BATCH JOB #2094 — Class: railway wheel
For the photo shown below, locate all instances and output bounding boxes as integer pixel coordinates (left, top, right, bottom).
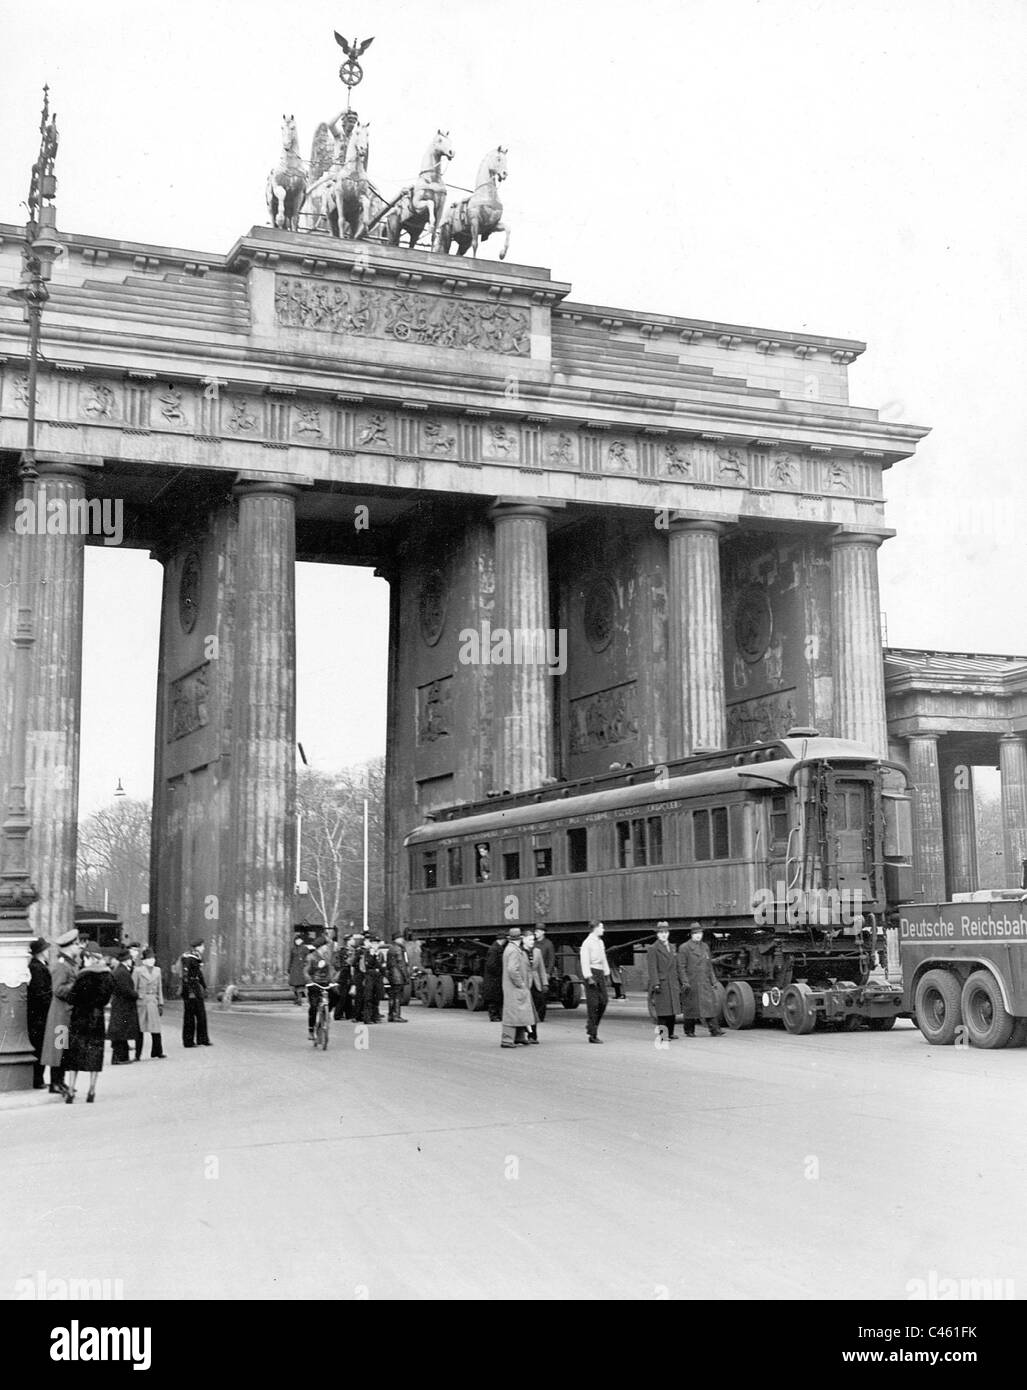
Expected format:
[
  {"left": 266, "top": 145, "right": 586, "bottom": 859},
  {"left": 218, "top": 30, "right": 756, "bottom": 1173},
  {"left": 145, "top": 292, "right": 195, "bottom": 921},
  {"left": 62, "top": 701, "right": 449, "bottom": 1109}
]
[
  {"left": 434, "top": 973, "right": 456, "bottom": 1009},
  {"left": 913, "top": 968, "right": 962, "bottom": 1045},
  {"left": 1005, "top": 1017, "right": 1027, "bottom": 1048},
  {"left": 781, "top": 982, "right": 817, "bottom": 1035},
  {"left": 464, "top": 975, "right": 485, "bottom": 1012},
  {"left": 867, "top": 1015, "right": 897, "bottom": 1032},
  {"left": 422, "top": 972, "right": 438, "bottom": 1008},
  {"left": 961, "top": 970, "right": 1014, "bottom": 1050},
  {"left": 561, "top": 979, "right": 582, "bottom": 1010},
  {"left": 722, "top": 981, "right": 756, "bottom": 1030},
  {"left": 713, "top": 981, "right": 726, "bottom": 1022}
]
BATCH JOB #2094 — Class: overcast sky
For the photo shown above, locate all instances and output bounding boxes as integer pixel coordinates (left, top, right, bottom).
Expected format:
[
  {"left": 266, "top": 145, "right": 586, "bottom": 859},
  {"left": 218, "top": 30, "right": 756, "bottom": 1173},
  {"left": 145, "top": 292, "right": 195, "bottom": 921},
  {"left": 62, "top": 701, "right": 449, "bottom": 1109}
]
[{"left": 2, "top": 0, "right": 1024, "bottom": 814}]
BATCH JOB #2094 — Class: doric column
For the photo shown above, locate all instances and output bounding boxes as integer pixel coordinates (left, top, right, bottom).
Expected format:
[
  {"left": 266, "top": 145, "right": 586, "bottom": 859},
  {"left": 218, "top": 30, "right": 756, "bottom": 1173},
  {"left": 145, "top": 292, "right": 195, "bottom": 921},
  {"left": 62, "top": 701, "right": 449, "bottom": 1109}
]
[
  {"left": 228, "top": 480, "right": 298, "bottom": 990},
  {"left": 940, "top": 750, "right": 979, "bottom": 897},
  {"left": 999, "top": 734, "right": 1027, "bottom": 890},
  {"left": 26, "top": 457, "right": 93, "bottom": 940},
  {"left": 488, "top": 500, "right": 553, "bottom": 792},
  {"left": 668, "top": 519, "right": 726, "bottom": 756},
  {"left": 378, "top": 561, "right": 401, "bottom": 936},
  {"left": 907, "top": 733, "right": 946, "bottom": 902},
  {"left": 830, "top": 531, "right": 888, "bottom": 756}
]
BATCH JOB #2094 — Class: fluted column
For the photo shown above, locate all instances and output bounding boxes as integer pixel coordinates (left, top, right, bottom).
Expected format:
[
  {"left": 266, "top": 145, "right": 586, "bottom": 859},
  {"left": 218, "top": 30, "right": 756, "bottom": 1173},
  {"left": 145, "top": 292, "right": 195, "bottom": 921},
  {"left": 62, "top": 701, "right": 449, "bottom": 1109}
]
[
  {"left": 668, "top": 519, "right": 726, "bottom": 756},
  {"left": 908, "top": 733, "right": 946, "bottom": 902},
  {"left": 228, "top": 481, "right": 298, "bottom": 989},
  {"left": 378, "top": 561, "right": 401, "bottom": 936},
  {"left": 940, "top": 750, "right": 979, "bottom": 897},
  {"left": 26, "top": 459, "right": 92, "bottom": 939},
  {"left": 830, "top": 531, "right": 888, "bottom": 756},
  {"left": 489, "top": 501, "right": 553, "bottom": 792},
  {"left": 999, "top": 734, "right": 1027, "bottom": 890}
]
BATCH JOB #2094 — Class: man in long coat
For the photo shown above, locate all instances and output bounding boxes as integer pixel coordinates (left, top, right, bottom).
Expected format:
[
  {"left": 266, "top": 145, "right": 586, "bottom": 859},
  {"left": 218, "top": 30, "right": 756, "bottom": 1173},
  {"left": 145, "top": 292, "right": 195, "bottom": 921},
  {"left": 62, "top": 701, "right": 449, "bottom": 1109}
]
[
  {"left": 482, "top": 935, "right": 506, "bottom": 1023},
  {"left": 109, "top": 949, "right": 142, "bottom": 1064},
  {"left": 386, "top": 934, "right": 411, "bottom": 1022},
  {"left": 523, "top": 929, "right": 548, "bottom": 1043},
  {"left": 40, "top": 930, "right": 81, "bottom": 1093},
  {"left": 677, "top": 923, "right": 723, "bottom": 1037},
  {"left": 133, "top": 947, "right": 166, "bottom": 1058},
  {"left": 646, "top": 921, "right": 681, "bottom": 1039},
  {"left": 500, "top": 927, "right": 536, "bottom": 1048},
  {"left": 27, "top": 938, "right": 52, "bottom": 1089}
]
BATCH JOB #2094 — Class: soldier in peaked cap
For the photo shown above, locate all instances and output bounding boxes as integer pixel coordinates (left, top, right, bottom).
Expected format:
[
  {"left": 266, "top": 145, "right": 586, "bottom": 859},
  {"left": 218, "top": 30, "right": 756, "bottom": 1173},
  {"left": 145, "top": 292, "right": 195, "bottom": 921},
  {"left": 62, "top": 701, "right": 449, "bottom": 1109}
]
[{"left": 181, "top": 939, "right": 211, "bottom": 1048}]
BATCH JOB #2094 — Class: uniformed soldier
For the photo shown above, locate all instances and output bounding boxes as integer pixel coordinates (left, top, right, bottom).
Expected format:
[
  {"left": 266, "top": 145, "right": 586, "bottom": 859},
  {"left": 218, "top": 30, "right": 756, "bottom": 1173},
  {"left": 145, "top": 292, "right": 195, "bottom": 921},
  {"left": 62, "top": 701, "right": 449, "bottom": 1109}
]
[
  {"left": 181, "top": 938, "right": 212, "bottom": 1048},
  {"left": 386, "top": 933, "right": 411, "bottom": 1022}
]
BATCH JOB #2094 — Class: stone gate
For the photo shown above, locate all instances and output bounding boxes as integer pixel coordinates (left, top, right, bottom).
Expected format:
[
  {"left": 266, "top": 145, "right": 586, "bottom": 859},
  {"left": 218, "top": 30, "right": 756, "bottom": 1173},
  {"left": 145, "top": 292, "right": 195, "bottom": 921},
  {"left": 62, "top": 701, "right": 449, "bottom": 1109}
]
[{"left": 0, "top": 221, "right": 928, "bottom": 990}]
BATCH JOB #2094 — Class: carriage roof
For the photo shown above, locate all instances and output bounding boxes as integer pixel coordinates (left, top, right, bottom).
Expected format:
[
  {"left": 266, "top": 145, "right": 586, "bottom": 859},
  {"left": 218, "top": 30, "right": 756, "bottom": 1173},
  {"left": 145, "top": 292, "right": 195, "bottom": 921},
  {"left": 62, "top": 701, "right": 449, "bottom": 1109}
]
[{"left": 403, "top": 737, "right": 886, "bottom": 847}]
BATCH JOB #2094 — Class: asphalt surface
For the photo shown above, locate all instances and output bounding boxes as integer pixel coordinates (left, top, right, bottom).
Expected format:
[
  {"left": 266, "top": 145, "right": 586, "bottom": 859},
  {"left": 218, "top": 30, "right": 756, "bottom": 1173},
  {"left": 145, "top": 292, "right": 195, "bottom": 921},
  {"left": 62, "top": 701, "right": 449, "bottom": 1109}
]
[{"left": 3, "top": 997, "right": 1026, "bottom": 1300}]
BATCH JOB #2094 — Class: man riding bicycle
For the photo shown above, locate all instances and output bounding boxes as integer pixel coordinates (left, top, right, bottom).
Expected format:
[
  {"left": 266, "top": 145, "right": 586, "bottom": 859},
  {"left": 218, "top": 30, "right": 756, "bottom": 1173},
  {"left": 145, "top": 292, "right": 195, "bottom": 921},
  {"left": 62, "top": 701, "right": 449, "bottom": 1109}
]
[{"left": 306, "top": 950, "right": 339, "bottom": 1040}]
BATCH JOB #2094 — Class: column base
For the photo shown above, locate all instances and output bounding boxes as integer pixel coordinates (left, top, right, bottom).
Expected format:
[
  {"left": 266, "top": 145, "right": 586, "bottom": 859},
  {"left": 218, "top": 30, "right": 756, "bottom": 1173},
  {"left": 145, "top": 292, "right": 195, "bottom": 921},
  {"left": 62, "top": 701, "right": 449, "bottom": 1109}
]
[{"left": 225, "top": 986, "right": 294, "bottom": 1003}]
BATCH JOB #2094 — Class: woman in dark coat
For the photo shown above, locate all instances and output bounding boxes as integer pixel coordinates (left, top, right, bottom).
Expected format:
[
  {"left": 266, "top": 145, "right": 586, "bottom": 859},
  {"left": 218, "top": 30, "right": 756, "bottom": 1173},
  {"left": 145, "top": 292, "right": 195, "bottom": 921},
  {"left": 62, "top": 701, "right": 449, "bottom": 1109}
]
[
  {"left": 108, "top": 949, "right": 142, "bottom": 1064},
  {"left": 677, "top": 923, "right": 723, "bottom": 1037},
  {"left": 27, "top": 938, "right": 52, "bottom": 1089},
  {"left": 646, "top": 923, "right": 681, "bottom": 1039},
  {"left": 64, "top": 944, "right": 114, "bottom": 1103}
]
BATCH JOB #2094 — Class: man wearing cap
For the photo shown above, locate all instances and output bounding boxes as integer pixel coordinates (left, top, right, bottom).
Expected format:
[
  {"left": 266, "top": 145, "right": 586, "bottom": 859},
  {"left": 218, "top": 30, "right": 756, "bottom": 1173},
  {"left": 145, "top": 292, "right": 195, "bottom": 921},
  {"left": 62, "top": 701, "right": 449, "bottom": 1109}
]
[
  {"left": 647, "top": 921, "right": 681, "bottom": 1040},
  {"left": 27, "top": 938, "right": 52, "bottom": 1089},
  {"left": 482, "top": 933, "right": 506, "bottom": 1023},
  {"left": 386, "top": 933, "right": 411, "bottom": 1022},
  {"left": 580, "top": 921, "right": 611, "bottom": 1044},
  {"left": 500, "top": 926, "right": 535, "bottom": 1047},
  {"left": 109, "top": 949, "right": 142, "bottom": 1064},
  {"left": 40, "top": 929, "right": 81, "bottom": 1093},
  {"left": 181, "top": 939, "right": 212, "bottom": 1048}
]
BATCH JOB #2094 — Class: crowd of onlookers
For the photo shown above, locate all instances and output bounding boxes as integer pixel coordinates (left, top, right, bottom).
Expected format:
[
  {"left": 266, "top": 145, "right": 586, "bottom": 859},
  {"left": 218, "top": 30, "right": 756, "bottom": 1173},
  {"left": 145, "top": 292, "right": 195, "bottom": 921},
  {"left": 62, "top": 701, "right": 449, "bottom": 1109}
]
[
  {"left": 26, "top": 932, "right": 211, "bottom": 1104},
  {"left": 289, "top": 929, "right": 413, "bottom": 1035}
]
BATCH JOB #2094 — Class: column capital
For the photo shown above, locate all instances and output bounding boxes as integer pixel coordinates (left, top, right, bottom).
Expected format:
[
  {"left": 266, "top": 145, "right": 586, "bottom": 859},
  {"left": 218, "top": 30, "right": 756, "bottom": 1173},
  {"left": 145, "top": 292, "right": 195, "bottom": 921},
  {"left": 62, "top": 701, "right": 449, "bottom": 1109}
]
[
  {"left": 668, "top": 516, "right": 728, "bottom": 538},
  {"left": 908, "top": 730, "right": 941, "bottom": 743},
  {"left": 25, "top": 451, "right": 102, "bottom": 483},
  {"left": 830, "top": 527, "right": 894, "bottom": 550},
  {"left": 488, "top": 497, "right": 563, "bottom": 524}
]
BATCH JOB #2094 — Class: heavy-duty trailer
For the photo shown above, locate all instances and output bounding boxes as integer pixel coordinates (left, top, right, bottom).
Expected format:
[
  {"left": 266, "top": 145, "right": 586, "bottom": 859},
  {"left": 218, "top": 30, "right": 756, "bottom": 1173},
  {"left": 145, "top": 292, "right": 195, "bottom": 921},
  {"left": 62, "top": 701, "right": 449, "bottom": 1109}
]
[{"left": 899, "top": 892, "right": 1027, "bottom": 1048}]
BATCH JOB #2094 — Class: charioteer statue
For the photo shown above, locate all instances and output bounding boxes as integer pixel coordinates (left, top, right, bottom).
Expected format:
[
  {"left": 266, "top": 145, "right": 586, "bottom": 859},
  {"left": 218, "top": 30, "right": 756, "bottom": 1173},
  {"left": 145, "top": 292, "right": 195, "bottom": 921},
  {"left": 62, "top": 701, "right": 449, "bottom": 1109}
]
[{"left": 264, "top": 31, "right": 511, "bottom": 258}]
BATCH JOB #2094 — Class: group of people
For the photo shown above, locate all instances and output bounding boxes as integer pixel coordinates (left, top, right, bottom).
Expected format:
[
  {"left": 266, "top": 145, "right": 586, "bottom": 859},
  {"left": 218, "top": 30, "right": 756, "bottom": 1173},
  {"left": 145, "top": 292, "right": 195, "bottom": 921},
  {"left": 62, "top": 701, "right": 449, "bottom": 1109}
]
[
  {"left": 478, "top": 918, "right": 722, "bottom": 1047},
  {"left": 26, "top": 932, "right": 212, "bottom": 1104},
  {"left": 288, "top": 929, "right": 412, "bottom": 1037}
]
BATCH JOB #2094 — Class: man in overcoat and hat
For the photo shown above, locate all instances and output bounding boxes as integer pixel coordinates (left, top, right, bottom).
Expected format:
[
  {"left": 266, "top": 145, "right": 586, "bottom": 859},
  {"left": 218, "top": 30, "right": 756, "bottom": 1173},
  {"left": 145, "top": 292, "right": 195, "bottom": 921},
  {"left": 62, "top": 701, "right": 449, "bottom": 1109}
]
[
  {"left": 40, "top": 929, "right": 81, "bottom": 1093},
  {"left": 677, "top": 923, "right": 723, "bottom": 1037},
  {"left": 647, "top": 921, "right": 681, "bottom": 1039},
  {"left": 500, "top": 927, "right": 536, "bottom": 1047}
]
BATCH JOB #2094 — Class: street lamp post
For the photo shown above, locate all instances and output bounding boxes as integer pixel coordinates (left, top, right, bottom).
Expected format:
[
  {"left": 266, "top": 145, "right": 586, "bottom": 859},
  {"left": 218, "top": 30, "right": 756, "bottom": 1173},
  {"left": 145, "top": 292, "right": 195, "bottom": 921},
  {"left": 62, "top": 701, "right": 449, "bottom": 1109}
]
[{"left": 0, "top": 89, "right": 61, "bottom": 1091}]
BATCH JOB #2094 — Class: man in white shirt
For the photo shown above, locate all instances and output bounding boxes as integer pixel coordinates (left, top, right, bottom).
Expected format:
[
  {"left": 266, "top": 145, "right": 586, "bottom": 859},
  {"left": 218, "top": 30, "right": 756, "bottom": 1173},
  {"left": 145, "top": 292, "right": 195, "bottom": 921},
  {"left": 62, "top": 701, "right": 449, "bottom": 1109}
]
[{"left": 579, "top": 920, "right": 611, "bottom": 1044}]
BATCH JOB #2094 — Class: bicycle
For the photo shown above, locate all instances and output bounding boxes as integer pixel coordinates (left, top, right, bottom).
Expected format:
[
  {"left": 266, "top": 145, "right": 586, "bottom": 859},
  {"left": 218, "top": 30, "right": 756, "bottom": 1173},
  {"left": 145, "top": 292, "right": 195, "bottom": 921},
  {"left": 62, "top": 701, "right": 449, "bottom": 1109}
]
[{"left": 309, "top": 983, "right": 333, "bottom": 1050}]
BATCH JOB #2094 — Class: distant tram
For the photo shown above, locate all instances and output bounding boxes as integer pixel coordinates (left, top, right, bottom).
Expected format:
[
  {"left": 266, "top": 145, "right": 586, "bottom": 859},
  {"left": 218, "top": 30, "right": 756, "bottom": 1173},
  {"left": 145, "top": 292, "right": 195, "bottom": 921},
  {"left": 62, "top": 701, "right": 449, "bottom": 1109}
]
[{"left": 404, "top": 730, "right": 914, "bottom": 1034}]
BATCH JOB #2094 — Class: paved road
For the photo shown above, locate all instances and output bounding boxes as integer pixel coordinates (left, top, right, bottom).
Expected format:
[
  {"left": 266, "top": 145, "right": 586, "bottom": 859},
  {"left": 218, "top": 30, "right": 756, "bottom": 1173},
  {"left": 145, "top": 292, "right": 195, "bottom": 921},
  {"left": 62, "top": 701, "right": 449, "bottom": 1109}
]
[{"left": 3, "top": 997, "right": 1026, "bottom": 1300}]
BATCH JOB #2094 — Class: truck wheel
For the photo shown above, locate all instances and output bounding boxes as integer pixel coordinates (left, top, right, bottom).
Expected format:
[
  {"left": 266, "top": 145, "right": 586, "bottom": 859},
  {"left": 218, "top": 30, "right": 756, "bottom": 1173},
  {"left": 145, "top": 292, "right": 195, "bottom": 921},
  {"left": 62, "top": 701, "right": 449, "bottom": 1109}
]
[
  {"left": 1005, "top": 1017, "right": 1027, "bottom": 1048},
  {"left": 781, "top": 982, "right": 817, "bottom": 1035},
  {"left": 434, "top": 973, "right": 456, "bottom": 1009},
  {"left": 914, "top": 969, "right": 961, "bottom": 1044},
  {"left": 561, "top": 980, "right": 582, "bottom": 1010},
  {"left": 867, "top": 1015, "right": 897, "bottom": 1031},
  {"left": 961, "top": 970, "right": 1014, "bottom": 1049},
  {"left": 464, "top": 975, "right": 485, "bottom": 1012},
  {"left": 713, "top": 981, "right": 726, "bottom": 1022},
  {"left": 723, "top": 981, "right": 756, "bottom": 1030},
  {"left": 422, "top": 972, "right": 438, "bottom": 1008}
]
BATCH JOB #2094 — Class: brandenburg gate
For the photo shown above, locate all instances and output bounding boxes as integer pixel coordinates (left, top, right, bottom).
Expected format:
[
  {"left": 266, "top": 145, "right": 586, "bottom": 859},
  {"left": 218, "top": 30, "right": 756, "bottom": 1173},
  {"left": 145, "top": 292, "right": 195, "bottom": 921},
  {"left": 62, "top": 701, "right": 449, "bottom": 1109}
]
[{"left": 0, "top": 56, "right": 930, "bottom": 1040}]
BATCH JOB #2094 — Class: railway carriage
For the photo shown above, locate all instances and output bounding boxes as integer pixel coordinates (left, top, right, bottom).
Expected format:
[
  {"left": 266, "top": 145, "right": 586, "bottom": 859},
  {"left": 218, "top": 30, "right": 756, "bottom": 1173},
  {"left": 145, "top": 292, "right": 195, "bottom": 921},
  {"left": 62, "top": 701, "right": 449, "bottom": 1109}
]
[{"left": 404, "top": 731, "right": 914, "bottom": 1033}]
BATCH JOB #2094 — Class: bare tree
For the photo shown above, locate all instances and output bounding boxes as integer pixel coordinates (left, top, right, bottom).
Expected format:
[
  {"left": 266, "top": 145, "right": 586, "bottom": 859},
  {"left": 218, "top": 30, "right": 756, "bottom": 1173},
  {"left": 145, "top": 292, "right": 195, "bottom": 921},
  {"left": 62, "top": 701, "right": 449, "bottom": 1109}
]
[
  {"left": 76, "top": 797, "right": 152, "bottom": 937},
  {"left": 297, "top": 757, "right": 384, "bottom": 933}
]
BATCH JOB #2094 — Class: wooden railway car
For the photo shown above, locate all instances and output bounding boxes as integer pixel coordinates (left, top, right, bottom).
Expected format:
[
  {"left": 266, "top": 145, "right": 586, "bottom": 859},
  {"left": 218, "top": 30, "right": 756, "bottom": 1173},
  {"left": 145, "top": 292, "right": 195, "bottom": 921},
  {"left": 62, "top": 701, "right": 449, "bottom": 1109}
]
[{"left": 404, "top": 731, "right": 914, "bottom": 1033}]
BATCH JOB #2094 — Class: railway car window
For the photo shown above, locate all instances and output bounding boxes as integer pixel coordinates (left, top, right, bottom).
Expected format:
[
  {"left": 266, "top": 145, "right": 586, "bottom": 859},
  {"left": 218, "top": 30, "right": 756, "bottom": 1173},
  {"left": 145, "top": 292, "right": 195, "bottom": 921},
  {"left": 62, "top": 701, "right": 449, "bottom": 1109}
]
[
  {"left": 447, "top": 845, "right": 464, "bottom": 886},
  {"left": 502, "top": 844, "right": 521, "bottom": 880},
  {"left": 770, "top": 795, "right": 789, "bottom": 845},
  {"left": 694, "top": 807, "right": 730, "bottom": 861},
  {"left": 616, "top": 816, "right": 663, "bottom": 868},
  {"left": 567, "top": 826, "right": 588, "bottom": 874},
  {"left": 647, "top": 816, "right": 663, "bottom": 865},
  {"left": 422, "top": 851, "right": 438, "bottom": 890},
  {"left": 474, "top": 842, "right": 491, "bottom": 882},
  {"left": 616, "top": 820, "right": 632, "bottom": 868},
  {"left": 533, "top": 845, "right": 553, "bottom": 877}
]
